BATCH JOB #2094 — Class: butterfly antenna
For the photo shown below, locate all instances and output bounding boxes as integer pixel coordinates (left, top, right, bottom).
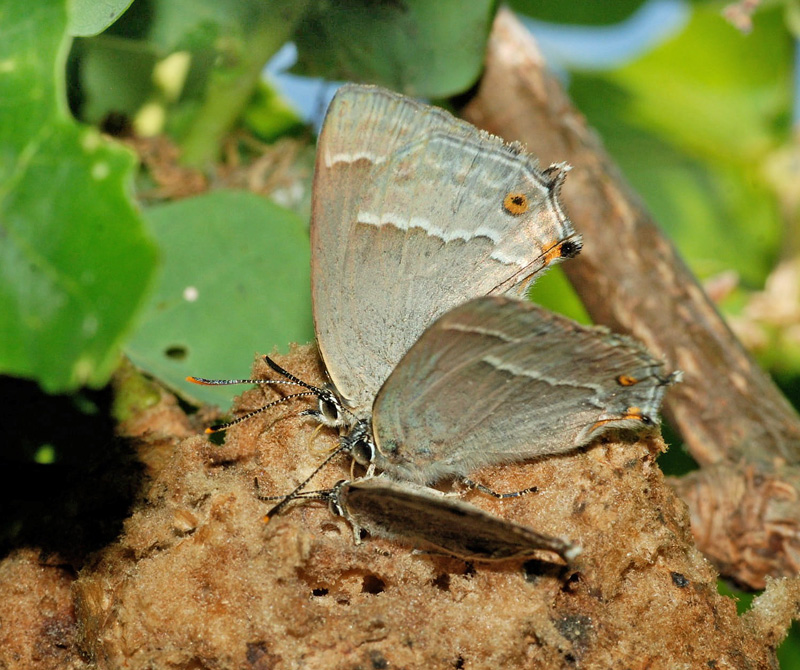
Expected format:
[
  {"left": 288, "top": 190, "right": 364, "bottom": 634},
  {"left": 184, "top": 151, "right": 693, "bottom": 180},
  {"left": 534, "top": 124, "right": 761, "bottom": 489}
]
[
  {"left": 189, "top": 356, "right": 327, "bottom": 393},
  {"left": 263, "top": 356, "right": 324, "bottom": 392},
  {"left": 254, "top": 478, "right": 331, "bottom": 504},
  {"left": 265, "top": 356, "right": 361, "bottom": 428},
  {"left": 187, "top": 375, "right": 305, "bottom": 390},
  {"left": 263, "top": 445, "right": 347, "bottom": 521},
  {"left": 189, "top": 358, "right": 336, "bottom": 432},
  {"left": 201, "top": 391, "right": 318, "bottom": 433}
]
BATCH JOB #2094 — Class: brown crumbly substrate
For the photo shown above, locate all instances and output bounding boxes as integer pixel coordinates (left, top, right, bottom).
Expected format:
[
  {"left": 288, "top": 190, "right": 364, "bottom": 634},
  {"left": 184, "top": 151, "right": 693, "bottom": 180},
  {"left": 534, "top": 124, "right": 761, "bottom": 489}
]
[
  {"left": 0, "top": 549, "right": 83, "bottom": 670},
  {"left": 2, "top": 344, "right": 798, "bottom": 669}
]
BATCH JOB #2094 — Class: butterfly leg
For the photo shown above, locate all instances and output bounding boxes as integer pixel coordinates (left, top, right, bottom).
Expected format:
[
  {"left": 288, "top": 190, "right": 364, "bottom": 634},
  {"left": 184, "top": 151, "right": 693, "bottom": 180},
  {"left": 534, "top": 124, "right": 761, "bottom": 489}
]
[
  {"left": 461, "top": 477, "right": 538, "bottom": 499},
  {"left": 348, "top": 521, "right": 364, "bottom": 545}
]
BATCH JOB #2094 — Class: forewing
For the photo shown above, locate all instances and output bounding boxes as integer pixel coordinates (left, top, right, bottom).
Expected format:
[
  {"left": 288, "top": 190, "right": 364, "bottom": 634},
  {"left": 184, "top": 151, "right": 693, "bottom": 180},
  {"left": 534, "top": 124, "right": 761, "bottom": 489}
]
[
  {"left": 342, "top": 479, "right": 574, "bottom": 561},
  {"left": 311, "top": 85, "right": 579, "bottom": 413}
]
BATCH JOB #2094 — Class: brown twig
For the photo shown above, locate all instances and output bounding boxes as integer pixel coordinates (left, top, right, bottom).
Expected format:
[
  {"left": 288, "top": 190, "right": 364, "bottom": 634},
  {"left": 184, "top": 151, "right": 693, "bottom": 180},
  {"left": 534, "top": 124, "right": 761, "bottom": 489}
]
[{"left": 461, "top": 8, "right": 800, "bottom": 588}]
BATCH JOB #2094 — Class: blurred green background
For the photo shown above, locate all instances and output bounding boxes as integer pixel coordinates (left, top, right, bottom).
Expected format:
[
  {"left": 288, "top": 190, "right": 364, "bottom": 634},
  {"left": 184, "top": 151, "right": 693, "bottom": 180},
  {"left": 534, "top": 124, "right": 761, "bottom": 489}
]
[{"left": 2, "top": 0, "right": 799, "bottom": 663}]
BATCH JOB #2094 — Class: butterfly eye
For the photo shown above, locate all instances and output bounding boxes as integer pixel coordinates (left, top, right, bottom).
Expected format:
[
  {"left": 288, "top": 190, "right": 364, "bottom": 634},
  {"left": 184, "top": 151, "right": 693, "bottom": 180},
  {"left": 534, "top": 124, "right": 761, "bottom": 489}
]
[
  {"left": 318, "top": 394, "right": 344, "bottom": 426},
  {"left": 351, "top": 437, "right": 376, "bottom": 467},
  {"left": 328, "top": 481, "right": 348, "bottom": 517}
]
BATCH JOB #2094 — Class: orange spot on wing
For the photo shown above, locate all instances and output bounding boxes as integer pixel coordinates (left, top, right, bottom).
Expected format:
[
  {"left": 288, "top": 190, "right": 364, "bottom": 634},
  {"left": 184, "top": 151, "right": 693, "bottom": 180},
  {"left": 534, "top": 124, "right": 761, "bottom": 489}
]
[
  {"left": 542, "top": 240, "right": 563, "bottom": 265},
  {"left": 542, "top": 238, "right": 583, "bottom": 266},
  {"left": 503, "top": 192, "right": 529, "bottom": 215},
  {"left": 588, "top": 407, "right": 650, "bottom": 434},
  {"left": 617, "top": 374, "right": 639, "bottom": 386}
]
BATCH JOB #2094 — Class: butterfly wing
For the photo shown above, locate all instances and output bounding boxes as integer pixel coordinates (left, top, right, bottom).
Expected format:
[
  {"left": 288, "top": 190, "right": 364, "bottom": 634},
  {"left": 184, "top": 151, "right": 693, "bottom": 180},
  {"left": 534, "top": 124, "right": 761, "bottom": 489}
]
[
  {"left": 340, "top": 478, "right": 576, "bottom": 562},
  {"left": 372, "top": 296, "right": 677, "bottom": 484},
  {"left": 311, "top": 85, "right": 580, "bottom": 414}
]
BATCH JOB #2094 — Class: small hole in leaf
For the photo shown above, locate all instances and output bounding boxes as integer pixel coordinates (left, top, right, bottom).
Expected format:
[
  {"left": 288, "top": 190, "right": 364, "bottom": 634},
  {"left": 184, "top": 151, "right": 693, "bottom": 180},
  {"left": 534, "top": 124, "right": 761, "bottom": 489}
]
[{"left": 165, "top": 345, "right": 188, "bottom": 360}]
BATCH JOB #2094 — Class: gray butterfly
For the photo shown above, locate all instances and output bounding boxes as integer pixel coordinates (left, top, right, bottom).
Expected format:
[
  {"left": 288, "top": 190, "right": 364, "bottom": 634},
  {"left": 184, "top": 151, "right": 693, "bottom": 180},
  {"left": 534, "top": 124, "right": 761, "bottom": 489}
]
[
  {"left": 277, "top": 476, "right": 581, "bottom": 563},
  {"left": 191, "top": 84, "right": 581, "bottom": 444},
  {"left": 258, "top": 295, "right": 678, "bottom": 519},
  {"left": 333, "top": 296, "right": 679, "bottom": 487},
  {"left": 310, "top": 84, "right": 582, "bottom": 423},
  {"left": 190, "top": 88, "right": 673, "bottom": 511}
]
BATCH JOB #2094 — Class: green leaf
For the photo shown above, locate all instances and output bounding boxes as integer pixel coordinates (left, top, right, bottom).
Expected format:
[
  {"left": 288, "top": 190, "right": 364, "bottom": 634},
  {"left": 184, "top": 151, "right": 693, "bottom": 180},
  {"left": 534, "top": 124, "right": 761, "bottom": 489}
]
[
  {"left": 0, "top": 0, "right": 158, "bottom": 392},
  {"left": 292, "top": 0, "right": 499, "bottom": 97},
  {"left": 243, "top": 80, "right": 305, "bottom": 142},
  {"left": 608, "top": 4, "right": 791, "bottom": 162},
  {"left": 72, "top": 0, "right": 312, "bottom": 166},
  {"left": 527, "top": 266, "right": 591, "bottom": 324},
  {"left": 508, "top": 0, "right": 647, "bottom": 25},
  {"left": 567, "top": 4, "right": 790, "bottom": 287},
  {"left": 126, "top": 190, "right": 313, "bottom": 407},
  {"left": 68, "top": 0, "right": 134, "bottom": 37},
  {"left": 75, "top": 35, "right": 160, "bottom": 126},
  {"left": 174, "top": 0, "right": 312, "bottom": 166},
  {"left": 778, "top": 622, "right": 800, "bottom": 670},
  {"left": 142, "top": 0, "right": 272, "bottom": 53}
]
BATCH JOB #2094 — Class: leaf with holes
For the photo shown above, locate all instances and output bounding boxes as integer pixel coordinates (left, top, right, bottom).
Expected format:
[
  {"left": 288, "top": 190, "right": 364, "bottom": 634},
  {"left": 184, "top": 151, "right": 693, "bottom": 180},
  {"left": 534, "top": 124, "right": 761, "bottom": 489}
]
[{"left": 126, "top": 190, "right": 313, "bottom": 407}]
